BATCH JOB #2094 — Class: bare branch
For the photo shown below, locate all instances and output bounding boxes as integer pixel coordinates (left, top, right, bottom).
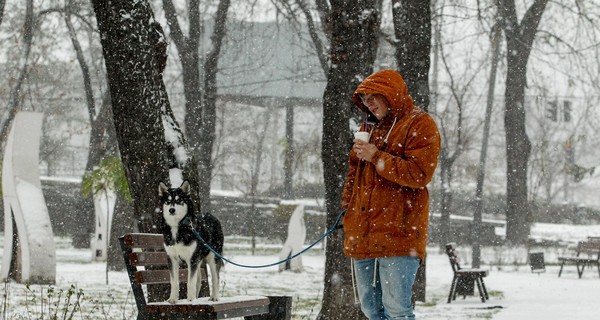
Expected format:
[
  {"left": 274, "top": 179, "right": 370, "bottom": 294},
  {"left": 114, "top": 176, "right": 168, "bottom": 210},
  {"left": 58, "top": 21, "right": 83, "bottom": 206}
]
[{"left": 162, "top": 0, "right": 186, "bottom": 55}]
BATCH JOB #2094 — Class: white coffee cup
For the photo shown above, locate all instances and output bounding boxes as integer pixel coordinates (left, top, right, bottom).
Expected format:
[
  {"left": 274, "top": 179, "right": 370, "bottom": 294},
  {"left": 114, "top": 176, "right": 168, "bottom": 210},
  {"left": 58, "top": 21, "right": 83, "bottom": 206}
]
[{"left": 354, "top": 131, "right": 369, "bottom": 142}]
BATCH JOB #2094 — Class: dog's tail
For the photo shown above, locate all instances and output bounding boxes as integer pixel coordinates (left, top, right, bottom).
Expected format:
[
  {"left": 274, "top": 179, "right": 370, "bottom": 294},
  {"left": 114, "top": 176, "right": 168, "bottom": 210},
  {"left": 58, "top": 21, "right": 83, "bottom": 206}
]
[
  {"left": 216, "top": 256, "right": 225, "bottom": 272},
  {"left": 204, "top": 212, "right": 225, "bottom": 272}
]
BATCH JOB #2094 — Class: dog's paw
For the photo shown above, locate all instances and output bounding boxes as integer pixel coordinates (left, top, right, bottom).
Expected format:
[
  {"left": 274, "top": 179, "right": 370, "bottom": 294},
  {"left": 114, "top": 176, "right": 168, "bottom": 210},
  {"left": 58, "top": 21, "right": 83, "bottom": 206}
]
[
  {"left": 209, "top": 295, "right": 220, "bottom": 302},
  {"left": 167, "top": 297, "right": 178, "bottom": 304}
]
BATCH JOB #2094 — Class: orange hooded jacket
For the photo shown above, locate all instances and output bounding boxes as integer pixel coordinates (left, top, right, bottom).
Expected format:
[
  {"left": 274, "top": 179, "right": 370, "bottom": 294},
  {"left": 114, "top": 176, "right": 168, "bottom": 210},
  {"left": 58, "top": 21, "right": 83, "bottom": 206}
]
[{"left": 342, "top": 70, "right": 441, "bottom": 262}]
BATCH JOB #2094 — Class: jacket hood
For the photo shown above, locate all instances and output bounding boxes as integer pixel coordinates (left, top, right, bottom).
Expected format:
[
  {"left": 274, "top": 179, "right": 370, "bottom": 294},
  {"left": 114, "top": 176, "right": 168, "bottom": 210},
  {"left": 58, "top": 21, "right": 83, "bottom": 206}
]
[{"left": 352, "top": 70, "right": 415, "bottom": 118}]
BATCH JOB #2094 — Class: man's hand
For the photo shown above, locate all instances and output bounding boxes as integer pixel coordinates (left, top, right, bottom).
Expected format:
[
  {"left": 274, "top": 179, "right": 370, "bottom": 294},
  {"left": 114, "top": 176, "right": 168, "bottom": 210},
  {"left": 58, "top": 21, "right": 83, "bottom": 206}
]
[{"left": 353, "top": 139, "right": 378, "bottom": 162}]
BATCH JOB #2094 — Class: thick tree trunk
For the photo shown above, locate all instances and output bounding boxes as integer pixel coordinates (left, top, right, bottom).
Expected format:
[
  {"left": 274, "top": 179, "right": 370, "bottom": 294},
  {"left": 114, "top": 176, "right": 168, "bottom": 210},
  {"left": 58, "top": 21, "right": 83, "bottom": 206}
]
[
  {"left": 504, "top": 60, "right": 532, "bottom": 245},
  {"left": 92, "top": 0, "right": 201, "bottom": 301},
  {"left": 392, "top": 0, "right": 432, "bottom": 303},
  {"left": 91, "top": 0, "right": 198, "bottom": 233},
  {"left": 318, "top": 2, "right": 380, "bottom": 319},
  {"left": 499, "top": 0, "right": 548, "bottom": 245},
  {"left": 392, "top": 0, "right": 431, "bottom": 111}
]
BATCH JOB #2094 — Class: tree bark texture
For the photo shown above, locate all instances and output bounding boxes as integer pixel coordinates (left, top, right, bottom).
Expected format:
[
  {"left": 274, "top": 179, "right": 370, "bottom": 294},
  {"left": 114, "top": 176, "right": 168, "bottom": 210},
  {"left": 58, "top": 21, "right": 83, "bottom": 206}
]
[
  {"left": 283, "top": 103, "right": 294, "bottom": 199},
  {"left": 92, "top": 0, "right": 203, "bottom": 300},
  {"left": 318, "top": 2, "right": 380, "bottom": 319},
  {"left": 499, "top": 0, "right": 548, "bottom": 245},
  {"left": 392, "top": 0, "right": 432, "bottom": 303},
  {"left": 91, "top": 0, "right": 194, "bottom": 232},
  {"left": 392, "top": 0, "right": 431, "bottom": 111}
]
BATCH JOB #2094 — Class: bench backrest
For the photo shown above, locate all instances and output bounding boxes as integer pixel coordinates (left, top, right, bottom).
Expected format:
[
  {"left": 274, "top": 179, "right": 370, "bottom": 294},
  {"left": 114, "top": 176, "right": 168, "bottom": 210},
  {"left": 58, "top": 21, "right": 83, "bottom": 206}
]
[
  {"left": 445, "top": 243, "right": 462, "bottom": 272},
  {"left": 576, "top": 240, "right": 600, "bottom": 258},
  {"left": 119, "top": 233, "right": 209, "bottom": 311}
]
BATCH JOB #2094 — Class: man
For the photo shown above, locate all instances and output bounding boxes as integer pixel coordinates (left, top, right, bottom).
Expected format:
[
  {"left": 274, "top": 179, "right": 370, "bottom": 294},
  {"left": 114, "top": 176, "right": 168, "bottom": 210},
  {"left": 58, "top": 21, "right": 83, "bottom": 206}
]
[{"left": 342, "top": 69, "right": 441, "bottom": 319}]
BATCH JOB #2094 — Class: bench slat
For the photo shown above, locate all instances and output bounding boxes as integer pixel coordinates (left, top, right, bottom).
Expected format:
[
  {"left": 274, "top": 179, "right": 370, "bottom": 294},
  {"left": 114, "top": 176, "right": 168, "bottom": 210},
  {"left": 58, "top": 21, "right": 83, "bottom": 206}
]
[
  {"left": 146, "top": 297, "right": 270, "bottom": 315},
  {"left": 122, "top": 233, "right": 165, "bottom": 250},
  {"left": 129, "top": 252, "right": 169, "bottom": 266},
  {"left": 558, "top": 257, "right": 597, "bottom": 262},
  {"left": 577, "top": 241, "right": 600, "bottom": 254},
  {"left": 455, "top": 270, "right": 488, "bottom": 278},
  {"left": 134, "top": 268, "right": 209, "bottom": 285},
  {"left": 147, "top": 304, "right": 270, "bottom": 319}
]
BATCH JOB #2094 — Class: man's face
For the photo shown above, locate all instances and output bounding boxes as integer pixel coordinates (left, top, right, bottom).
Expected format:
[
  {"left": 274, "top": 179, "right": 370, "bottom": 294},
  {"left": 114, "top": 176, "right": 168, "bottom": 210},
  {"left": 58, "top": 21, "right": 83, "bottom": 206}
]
[{"left": 361, "top": 94, "right": 390, "bottom": 120}]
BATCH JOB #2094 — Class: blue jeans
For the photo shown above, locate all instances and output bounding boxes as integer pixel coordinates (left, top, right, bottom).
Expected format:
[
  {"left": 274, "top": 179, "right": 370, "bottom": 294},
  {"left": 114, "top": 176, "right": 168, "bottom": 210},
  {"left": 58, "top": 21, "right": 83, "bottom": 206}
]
[{"left": 354, "top": 256, "right": 420, "bottom": 320}]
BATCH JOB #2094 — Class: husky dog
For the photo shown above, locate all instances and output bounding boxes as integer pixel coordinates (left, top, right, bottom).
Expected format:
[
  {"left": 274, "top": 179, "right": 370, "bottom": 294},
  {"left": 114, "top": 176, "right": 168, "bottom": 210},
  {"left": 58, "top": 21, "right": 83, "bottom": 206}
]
[{"left": 158, "top": 180, "right": 224, "bottom": 303}]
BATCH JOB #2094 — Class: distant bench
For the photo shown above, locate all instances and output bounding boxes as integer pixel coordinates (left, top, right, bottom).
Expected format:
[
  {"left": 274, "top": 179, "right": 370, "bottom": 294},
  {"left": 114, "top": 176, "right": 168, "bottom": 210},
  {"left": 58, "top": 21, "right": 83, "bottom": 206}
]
[
  {"left": 445, "top": 243, "right": 489, "bottom": 303},
  {"left": 119, "top": 233, "right": 292, "bottom": 320},
  {"left": 557, "top": 238, "right": 600, "bottom": 279}
]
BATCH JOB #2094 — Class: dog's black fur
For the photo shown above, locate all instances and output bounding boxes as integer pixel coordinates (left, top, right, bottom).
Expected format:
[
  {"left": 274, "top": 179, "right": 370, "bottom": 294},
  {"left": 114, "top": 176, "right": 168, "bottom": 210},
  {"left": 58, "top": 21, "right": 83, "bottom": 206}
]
[{"left": 158, "top": 180, "right": 224, "bottom": 303}]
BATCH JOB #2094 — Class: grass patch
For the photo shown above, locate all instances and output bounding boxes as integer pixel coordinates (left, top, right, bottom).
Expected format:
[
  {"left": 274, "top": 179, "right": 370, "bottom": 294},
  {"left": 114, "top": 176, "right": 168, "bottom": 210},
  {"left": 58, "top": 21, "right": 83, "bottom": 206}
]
[{"left": 488, "top": 290, "right": 504, "bottom": 299}]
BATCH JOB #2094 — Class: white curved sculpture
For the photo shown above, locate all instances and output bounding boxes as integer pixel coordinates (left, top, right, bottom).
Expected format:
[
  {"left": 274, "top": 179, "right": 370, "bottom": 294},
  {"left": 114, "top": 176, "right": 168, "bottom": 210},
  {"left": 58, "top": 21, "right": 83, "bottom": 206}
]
[
  {"left": 1, "top": 112, "right": 56, "bottom": 284},
  {"left": 278, "top": 205, "right": 306, "bottom": 272},
  {"left": 90, "top": 187, "right": 115, "bottom": 261}
]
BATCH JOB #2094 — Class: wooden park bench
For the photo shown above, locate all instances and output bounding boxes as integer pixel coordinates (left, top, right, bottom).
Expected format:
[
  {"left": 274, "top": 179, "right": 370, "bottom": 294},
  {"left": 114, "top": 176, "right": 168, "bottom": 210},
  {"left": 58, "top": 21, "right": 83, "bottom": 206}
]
[
  {"left": 119, "top": 233, "right": 292, "bottom": 320},
  {"left": 557, "top": 238, "right": 600, "bottom": 279},
  {"left": 445, "top": 243, "right": 489, "bottom": 303}
]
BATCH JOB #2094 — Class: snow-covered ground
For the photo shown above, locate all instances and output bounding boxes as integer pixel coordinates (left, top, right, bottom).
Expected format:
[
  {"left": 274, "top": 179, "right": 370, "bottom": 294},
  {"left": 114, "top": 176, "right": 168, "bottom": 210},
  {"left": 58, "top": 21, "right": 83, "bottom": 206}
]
[{"left": 1, "top": 224, "right": 600, "bottom": 319}]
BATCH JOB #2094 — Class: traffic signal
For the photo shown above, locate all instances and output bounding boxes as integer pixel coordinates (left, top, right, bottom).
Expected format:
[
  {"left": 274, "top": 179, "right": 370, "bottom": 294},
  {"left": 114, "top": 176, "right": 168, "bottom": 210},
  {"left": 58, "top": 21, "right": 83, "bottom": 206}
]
[
  {"left": 563, "top": 100, "right": 571, "bottom": 122},
  {"left": 546, "top": 101, "right": 558, "bottom": 122}
]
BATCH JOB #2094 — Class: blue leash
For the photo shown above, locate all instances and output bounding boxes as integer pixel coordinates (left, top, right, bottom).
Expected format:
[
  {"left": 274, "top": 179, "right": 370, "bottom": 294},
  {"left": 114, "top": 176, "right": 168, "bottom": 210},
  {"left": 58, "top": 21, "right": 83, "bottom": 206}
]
[{"left": 189, "top": 209, "right": 346, "bottom": 269}]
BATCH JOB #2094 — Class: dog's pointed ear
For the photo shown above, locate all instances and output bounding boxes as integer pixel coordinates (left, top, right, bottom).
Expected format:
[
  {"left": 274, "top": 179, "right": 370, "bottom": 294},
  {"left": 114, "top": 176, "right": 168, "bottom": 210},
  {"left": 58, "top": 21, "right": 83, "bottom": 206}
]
[
  {"left": 159, "top": 182, "right": 169, "bottom": 196},
  {"left": 180, "top": 180, "right": 190, "bottom": 195}
]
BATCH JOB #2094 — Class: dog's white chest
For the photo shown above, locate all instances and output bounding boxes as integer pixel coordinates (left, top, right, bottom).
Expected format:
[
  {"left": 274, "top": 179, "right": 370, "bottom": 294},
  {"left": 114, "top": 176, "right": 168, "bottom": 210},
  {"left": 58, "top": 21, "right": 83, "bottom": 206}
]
[{"left": 165, "top": 241, "right": 197, "bottom": 262}]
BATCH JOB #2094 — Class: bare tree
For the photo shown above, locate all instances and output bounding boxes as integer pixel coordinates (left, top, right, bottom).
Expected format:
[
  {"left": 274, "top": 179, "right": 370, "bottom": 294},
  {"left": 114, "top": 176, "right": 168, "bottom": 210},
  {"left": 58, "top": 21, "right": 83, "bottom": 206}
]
[
  {"left": 64, "top": 2, "right": 95, "bottom": 126},
  {"left": 162, "top": 0, "right": 231, "bottom": 213},
  {"left": 498, "top": 0, "right": 549, "bottom": 245},
  {"left": 92, "top": 0, "right": 204, "bottom": 300},
  {"left": 248, "top": 108, "right": 272, "bottom": 254},
  {"left": 391, "top": 0, "right": 432, "bottom": 302},
  {"left": 436, "top": 38, "right": 484, "bottom": 249},
  {"left": 392, "top": 0, "right": 431, "bottom": 110},
  {"left": 200, "top": 0, "right": 230, "bottom": 212},
  {"left": 272, "top": 0, "right": 329, "bottom": 76},
  {"left": 37, "top": 1, "right": 129, "bottom": 265},
  {"left": 91, "top": 0, "right": 198, "bottom": 234},
  {"left": 0, "top": 0, "right": 34, "bottom": 146},
  {"left": 472, "top": 20, "right": 502, "bottom": 268},
  {"left": 318, "top": 1, "right": 380, "bottom": 319}
]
